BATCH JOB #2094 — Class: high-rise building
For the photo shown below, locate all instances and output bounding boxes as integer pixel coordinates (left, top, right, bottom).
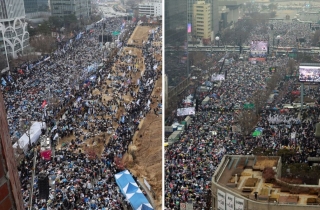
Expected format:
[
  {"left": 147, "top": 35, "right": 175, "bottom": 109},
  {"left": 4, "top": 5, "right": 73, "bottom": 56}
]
[
  {"left": 165, "top": 0, "right": 188, "bottom": 86},
  {"left": 24, "top": 0, "right": 49, "bottom": 14},
  {"left": 0, "top": 0, "right": 29, "bottom": 70},
  {"left": 50, "top": 0, "right": 91, "bottom": 19},
  {"left": 138, "top": 0, "right": 162, "bottom": 17},
  {"left": 193, "top": 1, "right": 211, "bottom": 40},
  {"left": 165, "top": 0, "right": 187, "bottom": 47},
  {"left": 0, "top": 90, "right": 24, "bottom": 210},
  {"left": 187, "top": 0, "right": 219, "bottom": 36}
]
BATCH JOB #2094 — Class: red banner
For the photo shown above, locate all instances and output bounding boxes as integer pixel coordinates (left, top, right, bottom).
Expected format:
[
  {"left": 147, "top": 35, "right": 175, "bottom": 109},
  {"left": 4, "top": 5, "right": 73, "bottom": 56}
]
[{"left": 40, "top": 150, "right": 51, "bottom": 161}]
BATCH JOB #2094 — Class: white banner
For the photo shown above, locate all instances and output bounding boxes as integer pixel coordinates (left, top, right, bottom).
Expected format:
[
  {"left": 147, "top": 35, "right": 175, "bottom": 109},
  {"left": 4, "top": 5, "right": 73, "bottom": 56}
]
[
  {"left": 235, "top": 197, "right": 244, "bottom": 210},
  {"left": 180, "top": 203, "right": 186, "bottom": 210},
  {"left": 186, "top": 202, "right": 193, "bottom": 210},
  {"left": 226, "top": 193, "right": 235, "bottom": 210},
  {"left": 217, "top": 189, "right": 226, "bottom": 210}
]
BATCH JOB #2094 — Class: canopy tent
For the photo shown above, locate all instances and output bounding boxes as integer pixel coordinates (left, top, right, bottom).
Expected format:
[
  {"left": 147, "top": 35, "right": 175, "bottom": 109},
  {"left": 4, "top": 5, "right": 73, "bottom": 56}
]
[
  {"left": 137, "top": 203, "right": 153, "bottom": 210},
  {"left": 13, "top": 121, "right": 46, "bottom": 153},
  {"left": 115, "top": 170, "right": 153, "bottom": 210}
]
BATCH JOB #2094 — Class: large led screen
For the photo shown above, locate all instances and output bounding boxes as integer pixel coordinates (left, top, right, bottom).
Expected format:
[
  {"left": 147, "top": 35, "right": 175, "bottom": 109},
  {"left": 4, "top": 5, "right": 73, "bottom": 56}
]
[
  {"left": 250, "top": 40, "right": 268, "bottom": 58},
  {"left": 299, "top": 66, "right": 320, "bottom": 82},
  {"left": 177, "top": 107, "right": 195, "bottom": 116}
]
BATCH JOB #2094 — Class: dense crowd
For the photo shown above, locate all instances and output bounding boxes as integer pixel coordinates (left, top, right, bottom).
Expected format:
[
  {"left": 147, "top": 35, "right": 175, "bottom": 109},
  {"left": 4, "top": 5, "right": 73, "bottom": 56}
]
[
  {"left": 2, "top": 16, "right": 161, "bottom": 209},
  {"left": 165, "top": 20, "right": 320, "bottom": 208}
]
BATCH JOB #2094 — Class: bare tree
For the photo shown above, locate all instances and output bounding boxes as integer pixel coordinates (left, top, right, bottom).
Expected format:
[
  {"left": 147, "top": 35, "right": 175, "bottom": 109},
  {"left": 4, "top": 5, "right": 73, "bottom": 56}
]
[
  {"left": 29, "top": 35, "right": 57, "bottom": 54},
  {"left": 287, "top": 59, "right": 296, "bottom": 75},
  {"left": 237, "top": 110, "right": 259, "bottom": 136},
  {"left": 311, "top": 30, "right": 320, "bottom": 46},
  {"left": 9, "top": 48, "right": 39, "bottom": 70}
]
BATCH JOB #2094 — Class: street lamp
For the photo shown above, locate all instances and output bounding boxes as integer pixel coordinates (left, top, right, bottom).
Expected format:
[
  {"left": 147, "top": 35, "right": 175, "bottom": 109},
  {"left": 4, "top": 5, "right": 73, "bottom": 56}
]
[{"left": 215, "top": 36, "right": 220, "bottom": 47}]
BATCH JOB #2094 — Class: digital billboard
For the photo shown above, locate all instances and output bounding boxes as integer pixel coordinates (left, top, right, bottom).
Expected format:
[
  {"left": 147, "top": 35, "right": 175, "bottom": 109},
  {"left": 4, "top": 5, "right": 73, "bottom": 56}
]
[
  {"left": 299, "top": 66, "right": 320, "bottom": 82},
  {"left": 217, "top": 189, "right": 226, "bottom": 210},
  {"left": 177, "top": 107, "right": 195, "bottom": 116},
  {"left": 187, "top": 23, "right": 192, "bottom": 33},
  {"left": 250, "top": 40, "right": 268, "bottom": 61}
]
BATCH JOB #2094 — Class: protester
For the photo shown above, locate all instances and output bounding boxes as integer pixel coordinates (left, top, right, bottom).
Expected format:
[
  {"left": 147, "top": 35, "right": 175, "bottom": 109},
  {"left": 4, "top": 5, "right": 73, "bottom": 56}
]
[{"left": 2, "top": 16, "right": 161, "bottom": 210}]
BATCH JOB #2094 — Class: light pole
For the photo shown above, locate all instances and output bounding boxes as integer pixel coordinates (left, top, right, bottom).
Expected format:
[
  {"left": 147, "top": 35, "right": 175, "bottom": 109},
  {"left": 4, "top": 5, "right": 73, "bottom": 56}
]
[{"left": 215, "top": 36, "right": 220, "bottom": 47}]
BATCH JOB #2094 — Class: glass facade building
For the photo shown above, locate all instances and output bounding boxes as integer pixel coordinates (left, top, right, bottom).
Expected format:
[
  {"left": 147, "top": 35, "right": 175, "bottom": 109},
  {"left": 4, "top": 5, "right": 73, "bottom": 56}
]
[{"left": 165, "top": 0, "right": 188, "bottom": 86}]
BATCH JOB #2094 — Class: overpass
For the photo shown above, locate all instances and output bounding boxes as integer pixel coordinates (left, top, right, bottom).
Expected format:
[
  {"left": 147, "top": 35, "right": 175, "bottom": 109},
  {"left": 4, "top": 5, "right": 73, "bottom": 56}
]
[{"left": 165, "top": 45, "right": 320, "bottom": 54}]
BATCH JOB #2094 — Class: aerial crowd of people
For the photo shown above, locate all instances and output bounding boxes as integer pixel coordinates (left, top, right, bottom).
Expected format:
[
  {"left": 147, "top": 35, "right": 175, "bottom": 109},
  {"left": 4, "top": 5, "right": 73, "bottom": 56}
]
[
  {"left": 1, "top": 15, "right": 161, "bottom": 210},
  {"left": 165, "top": 19, "right": 320, "bottom": 209}
]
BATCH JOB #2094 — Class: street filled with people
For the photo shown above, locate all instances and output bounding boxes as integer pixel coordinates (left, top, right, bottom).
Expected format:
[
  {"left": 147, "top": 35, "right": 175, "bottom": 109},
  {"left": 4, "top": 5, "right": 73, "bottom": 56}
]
[
  {"left": 165, "top": 19, "right": 320, "bottom": 209},
  {"left": 1, "top": 16, "right": 161, "bottom": 209}
]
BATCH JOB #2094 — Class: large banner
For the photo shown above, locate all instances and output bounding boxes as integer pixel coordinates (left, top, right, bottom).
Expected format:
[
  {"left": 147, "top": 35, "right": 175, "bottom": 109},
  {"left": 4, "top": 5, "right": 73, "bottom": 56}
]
[
  {"left": 235, "top": 197, "right": 244, "bottom": 210},
  {"left": 226, "top": 193, "right": 235, "bottom": 210},
  {"left": 211, "top": 74, "right": 225, "bottom": 81},
  {"left": 250, "top": 40, "right": 268, "bottom": 56},
  {"left": 217, "top": 189, "right": 226, "bottom": 210},
  {"left": 177, "top": 107, "right": 195, "bottom": 116}
]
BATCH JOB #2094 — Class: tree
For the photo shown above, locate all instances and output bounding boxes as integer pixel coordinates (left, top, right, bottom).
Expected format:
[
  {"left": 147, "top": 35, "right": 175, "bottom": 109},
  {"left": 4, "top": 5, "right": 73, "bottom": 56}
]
[
  {"left": 237, "top": 110, "right": 258, "bottom": 136},
  {"left": 37, "top": 21, "right": 52, "bottom": 35},
  {"left": 253, "top": 89, "right": 268, "bottom": 115},
  {"left": 30, "top": 35, "right": 56, "bottom": 54},
  {"left": 287, "top": 59, "right": 296, "bottom": 75},
  {"left": 49, "top": 16, "right": 64, "bottom": 29},
  {"left": 9, "top": 49, "right": 39, "bottom": 70},
  {"left": 311, "top": 30, "right": 320, "bottom": 46}
]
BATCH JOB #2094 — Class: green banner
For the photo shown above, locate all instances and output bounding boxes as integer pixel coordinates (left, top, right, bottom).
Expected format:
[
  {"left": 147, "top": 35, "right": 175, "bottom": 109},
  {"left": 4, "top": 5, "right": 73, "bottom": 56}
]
[{"left": 243, "top": 103, "right": 254, "bottom": 109}]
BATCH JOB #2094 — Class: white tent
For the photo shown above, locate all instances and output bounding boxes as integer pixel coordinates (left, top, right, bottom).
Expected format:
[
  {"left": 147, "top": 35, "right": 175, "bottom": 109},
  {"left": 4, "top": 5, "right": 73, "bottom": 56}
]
[{"left": 13, "top": 121, "right": 46, "bottom": 153}]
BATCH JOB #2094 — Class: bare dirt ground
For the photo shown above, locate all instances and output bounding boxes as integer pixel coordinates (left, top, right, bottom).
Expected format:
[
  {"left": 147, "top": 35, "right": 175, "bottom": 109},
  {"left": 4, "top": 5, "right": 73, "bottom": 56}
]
[
  {"left": 123, "top": 76, "right": 162, "bottom": 210},
  {"left": 122, "top": 25, "right": 163, "bottom": 209},
  {"left": 127, "top": 25, "right": 152, "bottom": 47}
]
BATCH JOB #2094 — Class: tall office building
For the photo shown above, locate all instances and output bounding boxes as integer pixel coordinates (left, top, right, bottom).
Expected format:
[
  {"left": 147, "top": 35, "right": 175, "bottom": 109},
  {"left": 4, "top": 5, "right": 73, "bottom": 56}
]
[
  {"left": 165, "top": 0, "right": 188, "bottom": 86},
  {"left": 50, "top": 0, "right": 91, "bottom": 19},
  {"left": 24, "top": 0, "right": 49, "bottom": 14},
  {"left": 193, "top": 1, "right": 212, "bottom": 40},
  {"left": 0, "top": 90, "right": 24, "bottom": 209},
  {"left": 187, "top": 0, "right": 219, "bottom": 36},
  {"left": 138, "top": 0, "right": 162, "bottom": 17},
  {"left": 0, "top": 0, "right": 29, "bottom": 70}
]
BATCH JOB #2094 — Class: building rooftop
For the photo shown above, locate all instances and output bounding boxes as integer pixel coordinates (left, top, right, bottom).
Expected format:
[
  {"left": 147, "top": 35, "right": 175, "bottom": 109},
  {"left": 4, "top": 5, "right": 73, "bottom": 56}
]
[{"left": 213, "top": 155, "right": 320, "bottom": 206}]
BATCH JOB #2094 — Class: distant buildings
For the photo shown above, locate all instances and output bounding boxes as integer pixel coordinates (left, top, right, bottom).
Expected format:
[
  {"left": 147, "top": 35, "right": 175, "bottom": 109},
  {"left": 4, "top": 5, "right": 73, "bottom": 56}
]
[
  {"left": 165, "top": 0, "right": 188, "bottom": 86},
  {"left": 188, "top": 0, "right": 219, "bottom": 37},
  {"left": 138, "top": 0, "right": 162, "bottom": 17},
  {"left": 50, "top": 0, "right": 92, "bottom": 19},
  {"left": 193, "top": 1, "right": 212, "bottom": 40},
  {"left": 0, "top": 0, "right": 29, "bottom": 70},
  {"left": 24, "top": 0, "right": 49, "bottom": 14}
]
